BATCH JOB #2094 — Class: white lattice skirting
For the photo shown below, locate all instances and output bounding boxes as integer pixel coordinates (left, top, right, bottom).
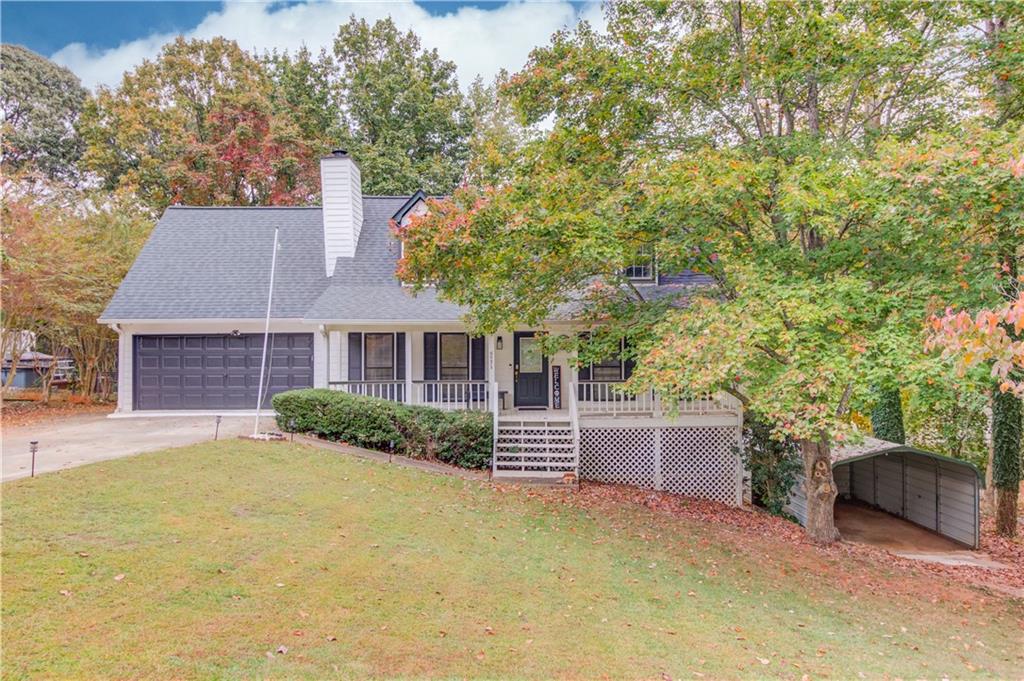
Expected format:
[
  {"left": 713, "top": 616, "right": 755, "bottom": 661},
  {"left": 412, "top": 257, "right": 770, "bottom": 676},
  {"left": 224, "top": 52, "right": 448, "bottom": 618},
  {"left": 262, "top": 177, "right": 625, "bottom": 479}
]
[{"left": 579, "top": 425, "right": 742, "bottom": 506}]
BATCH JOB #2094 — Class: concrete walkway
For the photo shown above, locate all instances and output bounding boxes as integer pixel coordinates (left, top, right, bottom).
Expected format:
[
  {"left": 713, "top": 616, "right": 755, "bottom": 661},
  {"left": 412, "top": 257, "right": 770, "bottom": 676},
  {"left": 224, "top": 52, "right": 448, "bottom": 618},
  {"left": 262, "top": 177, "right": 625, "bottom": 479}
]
[{"left": 2, "top": 413, "right": 252, "bottom": 481}]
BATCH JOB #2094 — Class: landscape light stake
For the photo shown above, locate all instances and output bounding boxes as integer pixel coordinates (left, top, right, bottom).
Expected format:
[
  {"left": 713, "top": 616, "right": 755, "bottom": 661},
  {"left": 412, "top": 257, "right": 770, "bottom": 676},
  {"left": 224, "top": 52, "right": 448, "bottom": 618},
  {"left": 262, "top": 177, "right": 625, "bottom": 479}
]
[
  {"left": 29, "top": 441, "right": 38, "bottom": 478},
  {"left": 289, "top": 418, "right": 296, "bottom": 443},
  {"left": 215, "top": 415, "right": 222, "bottom": 441}
]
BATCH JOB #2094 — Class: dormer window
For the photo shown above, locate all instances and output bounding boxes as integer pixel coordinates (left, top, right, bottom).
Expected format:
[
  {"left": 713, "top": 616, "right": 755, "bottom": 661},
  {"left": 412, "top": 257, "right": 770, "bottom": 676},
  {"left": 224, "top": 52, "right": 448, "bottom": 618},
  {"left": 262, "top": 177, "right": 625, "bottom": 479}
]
[{"left": 623, "top": 245, "right": 655, "bottom": 281}]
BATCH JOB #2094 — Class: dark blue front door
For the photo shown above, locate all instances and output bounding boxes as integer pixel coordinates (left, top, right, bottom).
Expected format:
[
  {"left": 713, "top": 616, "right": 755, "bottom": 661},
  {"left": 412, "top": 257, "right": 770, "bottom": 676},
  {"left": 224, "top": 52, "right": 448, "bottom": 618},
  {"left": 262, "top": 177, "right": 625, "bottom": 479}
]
[{"left": 514, "top": 332, "right": 548, "bottom": 407}]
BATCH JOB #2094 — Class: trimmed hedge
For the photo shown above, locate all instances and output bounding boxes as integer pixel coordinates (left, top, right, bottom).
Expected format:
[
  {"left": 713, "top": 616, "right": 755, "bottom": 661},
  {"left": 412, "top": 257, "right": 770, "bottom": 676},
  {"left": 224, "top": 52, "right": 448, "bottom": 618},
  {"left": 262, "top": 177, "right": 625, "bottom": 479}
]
[{"left": 272, "top": 389, "right": 493, "bottom": 469}]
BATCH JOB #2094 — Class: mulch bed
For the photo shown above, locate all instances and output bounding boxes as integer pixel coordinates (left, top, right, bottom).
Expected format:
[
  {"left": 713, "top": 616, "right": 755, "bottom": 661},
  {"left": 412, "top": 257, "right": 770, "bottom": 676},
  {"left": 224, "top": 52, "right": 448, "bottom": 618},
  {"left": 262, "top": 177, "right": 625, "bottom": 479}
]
[
  {"left": 525, "top": 481, "right": 1024, "bottom": 598},
  {"left": 1, "top": 400, "right": 114, "bottom": 428}
]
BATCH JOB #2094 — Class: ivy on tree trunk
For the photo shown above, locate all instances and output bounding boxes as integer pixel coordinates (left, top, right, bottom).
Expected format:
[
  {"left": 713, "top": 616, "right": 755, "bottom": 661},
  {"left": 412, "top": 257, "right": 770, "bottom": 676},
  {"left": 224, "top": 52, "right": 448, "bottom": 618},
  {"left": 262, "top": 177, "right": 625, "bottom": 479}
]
[
  {"left": 871, "top": 389, "right": 906, "bottom": 444},
  {"left": 992, "top": 386, "right": 1022, "bottom": 537}
]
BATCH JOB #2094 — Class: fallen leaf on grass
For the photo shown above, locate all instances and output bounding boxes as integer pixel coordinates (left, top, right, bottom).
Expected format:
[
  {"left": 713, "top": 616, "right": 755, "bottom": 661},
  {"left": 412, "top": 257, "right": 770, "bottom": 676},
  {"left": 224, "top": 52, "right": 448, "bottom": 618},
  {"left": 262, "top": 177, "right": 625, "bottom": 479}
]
[
  {"left": 59, "top": 589, "right": 72, "bottom": 597},
  {"left": 276, "top": 645, "right": 288, "bottom": 655},
  {"left": 113, "top": 574, "right": 125, "bottom": 581},
  {"left": 327, "top": 635, "right": 337, "bottom": 642}
]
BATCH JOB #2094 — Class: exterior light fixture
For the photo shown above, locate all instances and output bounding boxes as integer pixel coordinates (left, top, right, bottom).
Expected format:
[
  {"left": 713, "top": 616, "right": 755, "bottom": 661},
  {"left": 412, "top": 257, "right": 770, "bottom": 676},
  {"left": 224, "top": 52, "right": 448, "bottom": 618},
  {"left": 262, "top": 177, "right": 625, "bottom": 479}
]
[
  {"left": 230, "top": 329, "right": 241, "bottom": 337},
  {"left": 496, "top": 336, "right": 503, "bottom": 350}
]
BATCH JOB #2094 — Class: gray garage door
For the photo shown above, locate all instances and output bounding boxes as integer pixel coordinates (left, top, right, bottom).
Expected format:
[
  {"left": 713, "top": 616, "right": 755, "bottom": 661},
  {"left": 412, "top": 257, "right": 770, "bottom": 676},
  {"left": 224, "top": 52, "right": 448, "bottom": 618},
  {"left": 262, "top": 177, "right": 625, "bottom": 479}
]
[{"left": 133, "top": 333, "right": 314, "bottom": 410}]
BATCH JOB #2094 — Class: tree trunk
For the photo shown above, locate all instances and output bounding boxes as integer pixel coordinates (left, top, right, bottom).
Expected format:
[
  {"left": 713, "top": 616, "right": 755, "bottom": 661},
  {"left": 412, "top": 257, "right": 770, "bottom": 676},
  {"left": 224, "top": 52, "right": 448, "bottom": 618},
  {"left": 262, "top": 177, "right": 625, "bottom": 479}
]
[
  {"left": 992, "top": 386, "right": 1021, "bottom": 538},
  {"left": 800, "top": 437, "right": 840, "bottom": 544},
  {"left": 996, "top": 487, "right": 1019, "bottom": 537}
]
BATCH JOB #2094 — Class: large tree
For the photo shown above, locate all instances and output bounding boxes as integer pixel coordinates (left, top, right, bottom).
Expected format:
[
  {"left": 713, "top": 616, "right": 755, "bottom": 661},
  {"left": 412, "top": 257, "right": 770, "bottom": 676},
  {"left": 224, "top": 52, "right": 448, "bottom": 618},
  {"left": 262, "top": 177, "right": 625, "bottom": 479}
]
[
  {"left": 2, "top": 173, "right": 153, "bottom": 398},
  {"left": 80, "top": 37, "right": 318, "bottom": 210},
  {"left": 400, "top": 0, "right": 967, "bottom": 543},
  {"left": 334, "top": 16, "right": 472, "bottom": 195},
  {"left": 0, "top": 44, "right": 87, "bottom": 181}
]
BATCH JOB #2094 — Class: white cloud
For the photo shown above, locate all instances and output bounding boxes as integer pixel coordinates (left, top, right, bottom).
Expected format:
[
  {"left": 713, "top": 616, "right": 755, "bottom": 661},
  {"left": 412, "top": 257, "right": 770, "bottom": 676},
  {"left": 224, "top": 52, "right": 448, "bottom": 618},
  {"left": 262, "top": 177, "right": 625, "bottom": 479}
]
[{"left": 50, "top": 0, "right": 605, "bottom": 91}]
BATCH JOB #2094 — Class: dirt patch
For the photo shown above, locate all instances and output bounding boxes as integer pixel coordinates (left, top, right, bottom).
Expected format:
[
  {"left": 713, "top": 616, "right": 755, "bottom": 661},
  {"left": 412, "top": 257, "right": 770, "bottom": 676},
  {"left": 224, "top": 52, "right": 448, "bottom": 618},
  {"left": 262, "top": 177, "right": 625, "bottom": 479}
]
[
  {"left": 536, "top": 482, "right": 1024, "bottom": 600},
  {"left": 1, "top": 400, "right": 114, "bottom": 427},
  {"left": 835, "top": 501, "right": 965, "bottom": 552}
]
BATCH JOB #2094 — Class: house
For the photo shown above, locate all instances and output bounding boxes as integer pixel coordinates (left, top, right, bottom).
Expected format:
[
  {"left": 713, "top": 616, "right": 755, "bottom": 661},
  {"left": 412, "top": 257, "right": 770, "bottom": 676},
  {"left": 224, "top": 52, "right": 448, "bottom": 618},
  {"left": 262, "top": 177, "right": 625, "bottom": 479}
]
[{"left": 100, "top": 151, "right": 745, "bottom": 503}]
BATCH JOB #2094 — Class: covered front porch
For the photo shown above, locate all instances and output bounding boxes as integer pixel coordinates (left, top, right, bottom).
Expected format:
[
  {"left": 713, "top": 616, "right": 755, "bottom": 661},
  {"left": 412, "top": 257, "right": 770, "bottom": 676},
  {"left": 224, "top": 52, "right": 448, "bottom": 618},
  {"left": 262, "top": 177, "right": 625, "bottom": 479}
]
[
  {"left": 320, "top": 322, "right": 742, "bottom": 498},
  {"left": 322, "top": 322, "right": 739, "bottom": 416}
]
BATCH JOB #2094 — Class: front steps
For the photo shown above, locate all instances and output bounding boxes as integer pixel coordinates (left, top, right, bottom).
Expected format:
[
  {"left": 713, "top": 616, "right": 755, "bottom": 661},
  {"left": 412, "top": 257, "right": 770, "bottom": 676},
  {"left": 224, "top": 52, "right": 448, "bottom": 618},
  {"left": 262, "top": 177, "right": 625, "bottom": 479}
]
[{"left": 492, "top": 416, "right": 578, "bottom": 479}]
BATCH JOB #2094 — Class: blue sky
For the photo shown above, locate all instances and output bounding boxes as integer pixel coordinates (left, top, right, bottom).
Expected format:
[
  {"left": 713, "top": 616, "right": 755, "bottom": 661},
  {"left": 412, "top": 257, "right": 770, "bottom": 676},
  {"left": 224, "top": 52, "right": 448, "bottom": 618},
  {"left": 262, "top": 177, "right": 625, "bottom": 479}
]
[{"left": 3, "top": 1, "right": 599, "bottom": 90}]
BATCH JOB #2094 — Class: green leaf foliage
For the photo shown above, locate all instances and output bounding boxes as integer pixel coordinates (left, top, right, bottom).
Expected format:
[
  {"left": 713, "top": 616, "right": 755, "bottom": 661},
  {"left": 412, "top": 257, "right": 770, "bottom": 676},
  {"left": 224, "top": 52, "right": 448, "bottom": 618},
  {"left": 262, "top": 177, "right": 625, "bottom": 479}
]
[
  {"left": 742, "top": 416, "right": 802, "bottom": 517},
  {"left": 272, "top": 389, "right": 492, "bottom": 469},
  {"left": 334, "top": 17, "right": 472, "bottom": 195},
  {"left": 1, "top": 44, "right": 87, "bottom": 180},
  {"left": 871, "top": 389, "right": 906, "bottom": 445}
]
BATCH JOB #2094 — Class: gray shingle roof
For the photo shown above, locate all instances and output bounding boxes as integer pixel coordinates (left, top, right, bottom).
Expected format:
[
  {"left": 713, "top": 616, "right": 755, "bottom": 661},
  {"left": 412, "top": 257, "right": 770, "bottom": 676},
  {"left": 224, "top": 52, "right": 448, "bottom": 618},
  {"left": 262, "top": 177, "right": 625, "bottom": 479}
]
[
  {"left": 302, "top": 196, "right": 466, "bottom": 321},
  {"left": 100, "top": 207, "right": 329, "bottom": 321},
  {"left": 101, "top": 195, "right": 716, "bottom": 323}
]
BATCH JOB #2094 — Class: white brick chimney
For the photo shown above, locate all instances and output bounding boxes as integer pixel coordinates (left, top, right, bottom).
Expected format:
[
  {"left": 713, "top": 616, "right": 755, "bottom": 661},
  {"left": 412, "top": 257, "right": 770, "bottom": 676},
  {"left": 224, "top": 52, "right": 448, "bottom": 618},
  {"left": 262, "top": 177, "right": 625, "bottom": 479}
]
[{"left": 320, "top": 149, "right": 363, "bottom": 277}]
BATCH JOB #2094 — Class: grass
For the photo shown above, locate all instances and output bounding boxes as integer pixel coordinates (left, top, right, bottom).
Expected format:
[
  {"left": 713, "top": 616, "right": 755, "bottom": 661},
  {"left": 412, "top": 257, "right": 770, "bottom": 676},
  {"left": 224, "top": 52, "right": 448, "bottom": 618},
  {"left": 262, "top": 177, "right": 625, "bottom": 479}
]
[{"left": 2, "top": 440, "right": 1022, "bottom": 679}]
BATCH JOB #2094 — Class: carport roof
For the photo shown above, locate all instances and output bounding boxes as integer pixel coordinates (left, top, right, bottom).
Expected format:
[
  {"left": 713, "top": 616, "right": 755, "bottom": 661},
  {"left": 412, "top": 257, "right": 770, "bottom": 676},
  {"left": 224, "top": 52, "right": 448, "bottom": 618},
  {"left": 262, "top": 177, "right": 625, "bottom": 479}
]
[{"left": 832, "top": 437, "right": 983, "bottom": 481}]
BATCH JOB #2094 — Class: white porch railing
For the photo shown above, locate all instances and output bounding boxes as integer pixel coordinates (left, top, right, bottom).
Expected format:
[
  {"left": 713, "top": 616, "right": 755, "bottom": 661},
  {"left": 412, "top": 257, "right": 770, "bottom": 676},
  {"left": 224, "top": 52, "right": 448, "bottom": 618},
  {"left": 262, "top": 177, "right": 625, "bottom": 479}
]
[
  {"left": 575, "top": 381, "right": 736, "bottom": 417},
  {"left": 412, "top": 380, "right": 490, "bottom": 411},
  {"left": 330, "top": 380, "right": 405, "bottom": 401},
  {"left": 576, "top": 381, "right": 657, "bottom": 416},
  {"left": 328, "top": 380, "right": 489, "bottom": 411},
  {"left": 567, "top": 379, "right": 581, "bottom": 474}
]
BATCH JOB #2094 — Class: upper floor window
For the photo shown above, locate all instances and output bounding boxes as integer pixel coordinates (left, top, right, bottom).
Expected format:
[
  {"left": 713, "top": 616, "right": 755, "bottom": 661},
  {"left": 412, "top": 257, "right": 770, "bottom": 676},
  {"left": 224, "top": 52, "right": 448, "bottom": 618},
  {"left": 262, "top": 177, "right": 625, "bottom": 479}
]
[{"left": 623, "top": 245, "right": 655, "bottom": 281}]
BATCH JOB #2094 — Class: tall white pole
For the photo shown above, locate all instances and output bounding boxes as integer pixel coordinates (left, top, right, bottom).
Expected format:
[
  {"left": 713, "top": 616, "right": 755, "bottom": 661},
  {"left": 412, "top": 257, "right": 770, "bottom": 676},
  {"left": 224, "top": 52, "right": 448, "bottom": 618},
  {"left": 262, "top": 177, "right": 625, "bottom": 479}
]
[{"left": 254, "top": 226, "right": 280, "bottom": 437}]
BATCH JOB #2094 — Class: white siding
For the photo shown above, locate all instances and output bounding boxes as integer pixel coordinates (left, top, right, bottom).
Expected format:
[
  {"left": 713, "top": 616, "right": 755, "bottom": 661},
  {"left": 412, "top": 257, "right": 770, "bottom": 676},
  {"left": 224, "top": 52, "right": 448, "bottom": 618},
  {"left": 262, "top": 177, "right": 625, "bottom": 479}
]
[
  {"left": 320, "top": 155, "right": 362, "bottom": 276},
  {"left": 785, "top": 474, "right": 808, "bottom": 525},
  {"left": 313, "top": 330, "right": 327, "bottom": 389},
  {"left": 116, "top": 328, "right": 133, "bottom": 412}
]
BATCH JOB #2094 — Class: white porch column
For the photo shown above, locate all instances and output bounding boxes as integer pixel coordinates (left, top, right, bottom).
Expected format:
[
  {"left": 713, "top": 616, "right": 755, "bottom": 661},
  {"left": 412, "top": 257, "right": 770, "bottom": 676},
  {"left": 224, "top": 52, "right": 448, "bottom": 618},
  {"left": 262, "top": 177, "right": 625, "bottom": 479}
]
[
  {"left": 404, "top": 333, "right": 413, "bottom": 404},
  {"left": 329, "top": 330, "right": 343, "bottom": 384},
  {"left": 486, "top": 334, "right": 496, "bottom": 379},
  {"left": 487, "top": 334, "right": 497, "bottom": 411},
  {"left": 313, "top": 326, "right": 328, "bottom": 389}
]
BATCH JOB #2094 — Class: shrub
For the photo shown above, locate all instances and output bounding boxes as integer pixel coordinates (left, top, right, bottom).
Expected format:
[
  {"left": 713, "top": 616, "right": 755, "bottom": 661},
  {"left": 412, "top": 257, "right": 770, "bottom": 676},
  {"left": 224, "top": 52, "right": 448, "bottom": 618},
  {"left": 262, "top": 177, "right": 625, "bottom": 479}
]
[
  {"left": 741, "top": 416, "right": 802, "bottom": 517},
  {"left": 272, "top": 389, "right": 493, "bottom": 469}
]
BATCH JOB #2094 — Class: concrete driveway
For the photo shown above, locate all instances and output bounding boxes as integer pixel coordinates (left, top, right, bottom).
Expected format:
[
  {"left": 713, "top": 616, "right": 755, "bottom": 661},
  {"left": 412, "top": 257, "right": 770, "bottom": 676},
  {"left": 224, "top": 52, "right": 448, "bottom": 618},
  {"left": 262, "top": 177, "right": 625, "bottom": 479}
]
[{"left": 2, "top": 414, "right": 255, "bottom": 481}]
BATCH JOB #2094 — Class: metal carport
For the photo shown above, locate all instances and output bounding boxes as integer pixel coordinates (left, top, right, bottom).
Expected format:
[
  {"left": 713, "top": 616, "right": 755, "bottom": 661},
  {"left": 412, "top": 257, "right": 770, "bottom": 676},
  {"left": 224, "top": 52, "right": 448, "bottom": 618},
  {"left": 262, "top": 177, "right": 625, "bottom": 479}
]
[{"left": 786, "top": 437, "right": 982, "bottom": 549}]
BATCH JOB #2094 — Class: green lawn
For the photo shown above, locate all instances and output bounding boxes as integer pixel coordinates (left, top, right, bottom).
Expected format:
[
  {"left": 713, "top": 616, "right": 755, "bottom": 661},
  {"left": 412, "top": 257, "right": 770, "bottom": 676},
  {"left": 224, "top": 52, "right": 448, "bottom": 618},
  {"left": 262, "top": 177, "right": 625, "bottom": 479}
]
[{"left": 2, "top": 441, "right": 1021, "bottom": 679}]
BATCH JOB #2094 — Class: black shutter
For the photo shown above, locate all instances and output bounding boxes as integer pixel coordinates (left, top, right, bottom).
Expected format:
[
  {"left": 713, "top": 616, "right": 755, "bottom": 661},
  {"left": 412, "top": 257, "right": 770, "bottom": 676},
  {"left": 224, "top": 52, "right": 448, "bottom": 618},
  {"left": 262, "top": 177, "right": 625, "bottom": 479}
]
[
  {"left": 470, "top": 336, "right": 485, "bottom": 380},
  {"left": 396, "top": 333, "right": 406, "bottom": 380},
  {"left": 623, "top": 339, "right": 635, "bottom": 379},
  {"left": 423, "top": 332, "right": 438, "bottom": 402},
  {"left": 348, "top": 333, "right": 362, "bottom": 380},
  {"left": 423, "top": 333, "right": 438, "bottom": 380}
]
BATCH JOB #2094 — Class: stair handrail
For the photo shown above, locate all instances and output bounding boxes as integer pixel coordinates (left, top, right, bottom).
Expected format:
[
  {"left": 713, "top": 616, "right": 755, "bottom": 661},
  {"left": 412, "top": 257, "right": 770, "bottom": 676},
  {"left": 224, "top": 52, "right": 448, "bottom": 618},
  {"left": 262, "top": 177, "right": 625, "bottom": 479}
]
[
  {"left": 567, "top": 378, "right": 581, "bottom": 473},
  {"left": 490, "top": 379, "right": 499, "bottom": 476}
]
